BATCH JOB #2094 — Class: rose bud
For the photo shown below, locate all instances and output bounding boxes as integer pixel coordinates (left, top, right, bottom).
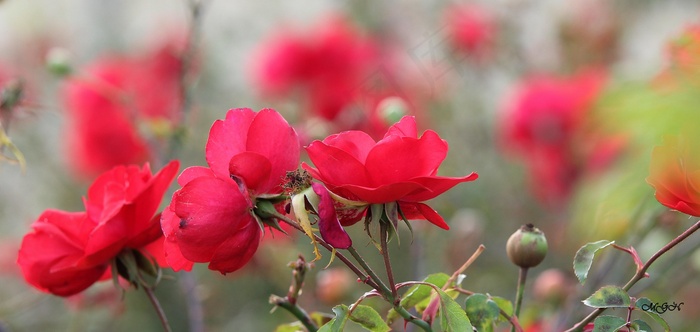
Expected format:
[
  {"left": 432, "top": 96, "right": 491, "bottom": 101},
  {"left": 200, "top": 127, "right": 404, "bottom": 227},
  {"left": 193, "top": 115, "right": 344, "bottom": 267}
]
[{"left": 506, "top": 224, "right": 548, "bottom": 268}]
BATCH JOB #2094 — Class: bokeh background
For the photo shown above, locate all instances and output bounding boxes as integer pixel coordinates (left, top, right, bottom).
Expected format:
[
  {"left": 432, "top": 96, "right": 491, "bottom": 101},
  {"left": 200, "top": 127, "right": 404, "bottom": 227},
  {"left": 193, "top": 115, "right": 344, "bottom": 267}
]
[{"left": 1, "top": 0, "right": 700, "bottom": 331}]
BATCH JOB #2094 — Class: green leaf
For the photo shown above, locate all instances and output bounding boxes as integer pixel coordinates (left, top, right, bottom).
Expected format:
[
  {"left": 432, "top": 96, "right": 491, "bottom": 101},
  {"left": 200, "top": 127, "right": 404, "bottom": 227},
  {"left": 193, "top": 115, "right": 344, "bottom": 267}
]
[
  {"left": 490, "top": 296, "right": 513, "bottom": 322},
  {"left": 310, "top": 312, "right": 333, "bottom": 327},
  {"left": 387, "top": 274, "right": 450, "bottom": 324},
  {"left": 583, "top": 286, "right": 630, "bottom": 308},
  {"left": 464, "top": 293, "right": 500, "bottom": 332},
  {"left": 320, "top": 305, "right": 390, "bottom": 332},
  {"left": 631, "top": 319, "right": 653, "bottom": 332},
  {"left": 636, "top": 298, "right": 670, "bottom": 331},
  {"left": 437, "top": 288, "right": 473, "bottom": 332},
  {"left": 274, "top": 323, "right": 305, "bottom": 332},
  {"left": 348, "top": 305, "right": 391, "bottom": 332},
  {"left": 592, "top": 315, "right": 627, "bottom": 332},
  {"left": 318, "top": 305, "right": 350, "bottom": 332},
  {"left": 574, "top": 240, "right": 615, "bottom": 284}
]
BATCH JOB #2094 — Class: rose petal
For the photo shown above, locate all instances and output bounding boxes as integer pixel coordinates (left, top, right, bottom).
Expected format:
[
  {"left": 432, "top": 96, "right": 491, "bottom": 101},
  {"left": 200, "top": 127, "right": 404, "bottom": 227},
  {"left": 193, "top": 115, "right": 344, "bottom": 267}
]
[
  {"left": 171, "top": 176, "right": 252, "bottom": 262},
  {"left": 206, "top": 108, "right": 257, "bottom": 179},
  {"left": 398, "top": 202, "right": 449, "bottom": 230},
  {"left": 229, "top": 152, "right": 272, "bottom": 194},
  {"left": 365, "top": 130, "right": 448, "bottom": 185},
  {"left": 207, "top": 220, "right": 262, "bottom": 274},
  {"left": 312, "top": 183, "right": 351, "bottom": 249}
]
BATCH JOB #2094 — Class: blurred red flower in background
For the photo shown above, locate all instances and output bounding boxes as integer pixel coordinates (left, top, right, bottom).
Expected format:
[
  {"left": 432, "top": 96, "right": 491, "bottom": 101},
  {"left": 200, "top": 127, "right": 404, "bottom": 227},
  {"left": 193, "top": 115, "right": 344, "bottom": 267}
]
[
  {"left": 161, "top": 108, "right": 300, "bottom": 274},
  {"left": 444, "top": 3, "right": 496, "bottom": 59},
  {"left": 303, "top": 116, "right": 478, "bottom": 229},
  {"left": 251, "top": 16, "right": 431, "bottom": 140},
  {"left": 499, "top": 70, "right": 613, "bottom": 206},
  {"left": 647, "top": 132, "right": 700, "bottom": 217},
  {"left": 17, "top": 161, "right": 179, "bottom": 296},
  {"left": 62, "top": 39, "right": 183, "bottom": 179}
]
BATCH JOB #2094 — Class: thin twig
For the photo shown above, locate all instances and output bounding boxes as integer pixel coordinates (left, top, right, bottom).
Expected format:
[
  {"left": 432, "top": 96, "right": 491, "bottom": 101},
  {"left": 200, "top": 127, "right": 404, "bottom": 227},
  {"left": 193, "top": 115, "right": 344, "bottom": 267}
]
[
  {"left": 565, "top": 218, "right": 700, "bottom": 331},
  {"left": 380, "top": 222, "right": 398, "bottom": 302},
  {"left": 143, "top": 286, "right": 173, "bottom": 332}
]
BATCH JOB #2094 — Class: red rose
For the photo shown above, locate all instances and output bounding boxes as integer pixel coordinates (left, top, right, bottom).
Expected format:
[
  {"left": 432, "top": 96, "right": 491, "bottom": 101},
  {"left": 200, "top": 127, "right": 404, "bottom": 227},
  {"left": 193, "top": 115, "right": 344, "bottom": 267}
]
[
  {"left": 161, "top": 108, "right": 300, "bottom": 273},
  {"left": 63, "top": 39, "right": 183, "bottom": 178},
  {"left": 17, "top": 162, "right": 179, "bottom": 296},
  {"left": 499, "top": 70, "right": 606, "bottom": 205},
  {"left": 251, "top": 16, "right": 378, "bottom": 122},
  {"left": 303, "top": 116, "right": 477, "bottom": 229},
  {"left": 647, "top": 132, "right": 700, "bottom": 217},
  {"left": 444, "top": 4, "right": 496, "bottom": 59}
]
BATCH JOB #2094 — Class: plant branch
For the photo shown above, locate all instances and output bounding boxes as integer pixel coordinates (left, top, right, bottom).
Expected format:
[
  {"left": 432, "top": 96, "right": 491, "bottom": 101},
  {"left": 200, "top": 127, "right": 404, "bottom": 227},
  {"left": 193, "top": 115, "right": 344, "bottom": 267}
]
[
  {"left": 270, "top": 295, "right": 318, "bottom": 332},
  {"left": 511, "top": 267, "right": 528, "bottom": 332},
  {"left": 566, "top": 218, "right": 700, "bottom": 332},
  {"left": 346, "top": 246, "right": 393, "bottom": 300},
  {"left": 272, "top": 211, "right": 381, "bottom": 291},
  {"left": 380, "top": 222, "right": 398, "bottom": 302},
  {"left": 143, "top": 286, "right": 173, "bottom": 332}
]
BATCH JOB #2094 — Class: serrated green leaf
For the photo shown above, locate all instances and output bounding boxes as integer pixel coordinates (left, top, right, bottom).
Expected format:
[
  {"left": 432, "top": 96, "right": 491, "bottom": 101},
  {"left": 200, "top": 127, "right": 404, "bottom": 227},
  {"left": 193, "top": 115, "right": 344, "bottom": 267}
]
[
  {"left": 464, "top": 293, "right": 500, "bottom": 332},
  {"left": 574, "top": 240, "right": 615, "bottom": 284},
  {"left": 318, "top": 305, "right": 350, "bottom": 332},
  {"left": 437, "top": 288, "right": 473, "bottom": 332},
  {"left": 631, "top": 319, "right": 653, "bottom": 332},
  {"left": 310, "top": 312, "right": 333, "bottom": 327},
  {"left": 636, "top": 298, "right": 670, "bottom": 331},
  {"left": 274, "top": 323, "right": 305, "bottom": 332},
  {"left": 348, "top": 305, "right": 391, "bottom": 332},
  {"left": 592, "top": 315, "right": 627, "bottom": 332},
  {"left": 583, "top": 286, "right": 630, "bottom": 308},
  {"left": 490, "top": 296, "right": 513, "bottom": 322},
  {"left": 387, "top": 274, "right": 451, "bottom": 324}
]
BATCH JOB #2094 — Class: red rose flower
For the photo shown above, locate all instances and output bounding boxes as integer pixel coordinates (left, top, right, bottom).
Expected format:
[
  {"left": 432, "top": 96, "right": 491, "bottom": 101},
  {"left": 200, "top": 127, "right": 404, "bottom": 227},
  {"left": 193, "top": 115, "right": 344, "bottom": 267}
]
[
  {"left": 303, "top": 116, "right": 478, "bottom": 229},
  {"left": 444, "top": 4, "right": 496, "bottom": 59},
  {"left": 499, "top": 70, "right": 607, "bottom": 205},
  {"left": 251, "top": 16, "right": 378, "bottom": 121},
  {"left": 17, "top": 161, "right": 179, "bottom": 296},
  {"left": 647, "top": 132, "right": 700, "bottom": 217},
  {"left": 161, "top": 108, "right": 300, "bottom": 274},
  {"left": 63, "top": 39, "right": 183, "bottom": 178}
]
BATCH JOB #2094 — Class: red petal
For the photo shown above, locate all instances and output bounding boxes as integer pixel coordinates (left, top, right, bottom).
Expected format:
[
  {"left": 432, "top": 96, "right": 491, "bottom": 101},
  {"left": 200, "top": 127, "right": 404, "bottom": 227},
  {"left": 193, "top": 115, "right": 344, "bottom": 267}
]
[
  {"left": 384, "top": 116, "right": 418, "bottom": 139},
  {"left": 321, "top": 130, "right": 376, "bottom": 163},
  {"left": 400, "top": 173, "right": 479, "bottom": 202},
  {"left": 305, "top": 141, "right": 372, "bottom": 188},
  {"left": 399, "top": 202, "right": 449, "bottom": 230},
  {"left": 365, "top": 130, "right": 448, "bottom": 185},
  {"left": 160, "top": 207, "right": 194, "bottom": 271},
  {"left": 312, "top": 183, "right": 352, "bottom": 249},
  {"left": 207, "top": 220, "right": 262, "bottom": 274},
  {"left": 205, "top": 108, "right": 256, "bottom": 179},
  {"left": 229, "top": 152, "right": 272, "bottom": 194},
  {"left": 171, "top": 176, "right": 252, "bottom": 262},
  {"left": 244, "top": 109, "right": 300, "bottom": 193}
]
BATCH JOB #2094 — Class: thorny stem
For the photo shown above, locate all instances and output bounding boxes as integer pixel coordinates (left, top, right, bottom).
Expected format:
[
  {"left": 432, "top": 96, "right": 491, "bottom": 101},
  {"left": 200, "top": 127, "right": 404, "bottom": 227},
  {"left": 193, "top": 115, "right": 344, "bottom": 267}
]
[
  {"left": 380, "top": 222, "right": 398, "bottom": 302},
  {"left": 271, "top": 211, "right": 381, "bottom": 291},
  {"left": 566, "top": 218, "right": 700, "bottom": 332},
  {"left": 144, "top": 286, "right": 173, "bottom": 332},
  {"left": 270, "top": 295, "right": 318, "bottom": 332},
  {"left": 271, "top": 210, "right": 433, "bottom": 331},
  {"left": 511, "top": 267, "right": 528, "bottom": 332}
]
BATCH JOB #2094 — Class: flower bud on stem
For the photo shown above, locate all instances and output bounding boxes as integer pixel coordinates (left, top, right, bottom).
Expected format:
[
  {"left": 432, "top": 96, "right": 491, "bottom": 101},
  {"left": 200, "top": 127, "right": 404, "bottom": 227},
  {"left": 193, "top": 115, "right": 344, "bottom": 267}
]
[{"left": 506, "top": 224, "right": 548, "bottom": 332}]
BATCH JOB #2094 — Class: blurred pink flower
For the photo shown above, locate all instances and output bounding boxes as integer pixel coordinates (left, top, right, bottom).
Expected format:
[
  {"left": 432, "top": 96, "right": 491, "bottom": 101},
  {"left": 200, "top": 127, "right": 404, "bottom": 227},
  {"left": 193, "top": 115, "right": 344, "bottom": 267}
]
[
  {"left": 499, "top": 70, "right": 612, "bottom": 205},
  {"left": 647, "top": 132, "right": 700, "bottom": 217},
  {"left": 444, "top": 4, "right": 496, "bottom": 59},
  {"left": 62, "top": 39, "right": 184, "bottom": 178}
]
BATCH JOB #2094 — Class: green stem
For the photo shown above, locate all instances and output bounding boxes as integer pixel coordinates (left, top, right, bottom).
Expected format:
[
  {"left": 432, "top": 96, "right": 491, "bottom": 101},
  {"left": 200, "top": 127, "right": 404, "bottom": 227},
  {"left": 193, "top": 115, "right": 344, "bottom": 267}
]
[
  {"left": 143, "top": 286, "right": 173, "bottom": 332},
  {"left": 380, "top": 222, "right": 398, "bottom": 302},
  {"left": 511, "top": 267, "right": 528, "bottom": 332},
  {"left": 346, "top": 246, "right": 393, "bottom": 299},
  {"left": 566, "top": 218, "right": 700, "bottom": 332},
  {"left": 271, "top": 211, "right": 381, "bottom": 291},
  {"left": 393, "top": 305, "right": 433, "bottom": 332},
  {"left": 270, "top": 295, "right": 318, "bottom": 332}
]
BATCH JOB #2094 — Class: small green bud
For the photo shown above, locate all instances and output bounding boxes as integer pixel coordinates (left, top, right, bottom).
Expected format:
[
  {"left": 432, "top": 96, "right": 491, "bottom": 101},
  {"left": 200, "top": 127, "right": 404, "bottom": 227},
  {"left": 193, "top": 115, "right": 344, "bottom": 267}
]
[
  {"left": 377, "top": 96, "right": 408, "bottom": 124},
  {"left": 506, "top": 224, "right": 548, "bottom": 268},
  {"left": 45, "top": 47, "right": 73, "bottom": 77}
]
